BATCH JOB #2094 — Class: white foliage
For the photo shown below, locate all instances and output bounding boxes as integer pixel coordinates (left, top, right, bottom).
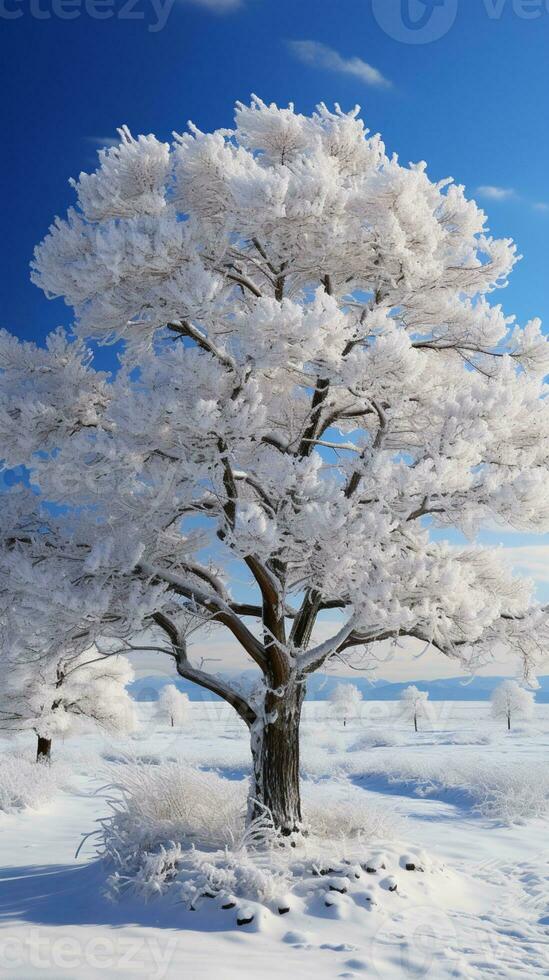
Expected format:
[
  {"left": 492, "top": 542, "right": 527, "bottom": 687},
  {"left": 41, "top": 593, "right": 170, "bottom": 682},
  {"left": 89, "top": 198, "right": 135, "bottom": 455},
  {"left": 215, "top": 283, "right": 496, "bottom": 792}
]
[
  {"left": 491, "top": 680, "right": 535, "bottom": 729},
  {"left": 0, "top": 650, "right": 136, "bottom": 742},
  {"left": 156, "top": 685, "right": 190, "bottom": 727},
  {"left": 400, "top": 686, "right": 430, "bottom": 730},
  {"left": 328, "top": 682, "right": 363, "bottom": 724},
  {"left": 0, "top": 96, "right": 548, "bottom": 751},
  {"left": 0, "top": 752, "right": 68, "bottom": 813}
]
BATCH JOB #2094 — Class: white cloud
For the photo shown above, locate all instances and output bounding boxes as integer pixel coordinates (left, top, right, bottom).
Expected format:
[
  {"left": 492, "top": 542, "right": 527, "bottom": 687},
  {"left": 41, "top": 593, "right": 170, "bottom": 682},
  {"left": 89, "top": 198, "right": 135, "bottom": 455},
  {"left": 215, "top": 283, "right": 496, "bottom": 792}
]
[
  {"left": 500, "top": 546, "right": 549, "bottom": 585},
  {"left": 534, "top": 202, "right": 549, "bottom": 213},
  {"left": 476, "top": 185, "right": 516, "bottom": 201},
  {"left": 288, "top": 40, "right": 391, "bottom": 89}
]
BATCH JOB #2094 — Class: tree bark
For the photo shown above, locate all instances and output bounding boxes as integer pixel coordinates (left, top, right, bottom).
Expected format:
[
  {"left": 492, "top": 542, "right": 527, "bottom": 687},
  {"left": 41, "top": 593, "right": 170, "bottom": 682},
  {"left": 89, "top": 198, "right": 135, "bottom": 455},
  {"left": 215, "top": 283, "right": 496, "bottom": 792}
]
[
  {"left": 36, "top": 735, "right": 52, "bottom": 762},
  {"left": 249, "top": 679, "right": 305, "bottom": 835}
]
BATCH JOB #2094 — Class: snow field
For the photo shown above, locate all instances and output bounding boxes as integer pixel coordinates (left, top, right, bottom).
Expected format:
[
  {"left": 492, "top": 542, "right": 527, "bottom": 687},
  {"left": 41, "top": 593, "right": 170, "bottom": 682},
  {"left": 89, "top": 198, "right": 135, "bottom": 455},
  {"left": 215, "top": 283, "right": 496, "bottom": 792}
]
[{"left": 0, "top": 701, "right": 548, "bottom": 978}]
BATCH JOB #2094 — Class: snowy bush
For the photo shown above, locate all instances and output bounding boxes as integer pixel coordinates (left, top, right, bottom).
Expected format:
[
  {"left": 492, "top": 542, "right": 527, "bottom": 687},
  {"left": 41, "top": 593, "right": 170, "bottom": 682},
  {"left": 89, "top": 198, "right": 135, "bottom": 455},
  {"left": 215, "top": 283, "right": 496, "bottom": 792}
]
[
  {"left": 351, "top": 731, "right": 401, "bottom": 750},
  {"left": 97, "top": 761, "right": 399, "bottom": 910},
  {"left": 0, "top": 752, "right": 68, "bottom": 813},
  {"left": 436, "top": 731, "right": 492, "bottom": 746},
  {"left": 346, "top": 753, "right": 549, "bottom": 824},
  {"left": 302, "top": 781, "right": 399, "bottom": 843},
  {"left": 471, "top": 762, "right": 549, "bottom": 822},
  {"left": 101, "top": 761, "right": 245, "bottom": 854}
]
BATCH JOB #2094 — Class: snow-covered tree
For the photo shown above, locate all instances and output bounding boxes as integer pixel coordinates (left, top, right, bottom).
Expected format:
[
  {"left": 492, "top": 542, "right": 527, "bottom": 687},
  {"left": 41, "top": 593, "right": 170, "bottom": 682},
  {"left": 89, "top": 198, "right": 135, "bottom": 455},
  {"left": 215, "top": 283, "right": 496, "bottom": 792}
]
[
  {"left": 1, "top": 98, "right": 549, "bottom": 831},
  {"left": 491, "top": 680, "right": 535, "bottom": 731},
  {"left": 157, "top": 684, "right": 190, "bottom": 728},
  {"left": 328, "top": 682, "right": 363, "bottom": 727},
  {"left": 400, "top": 685, "right": 430, "bottom": 732},
  {"left": 0, "top": 650, "right": 136, "bottom": 760}
]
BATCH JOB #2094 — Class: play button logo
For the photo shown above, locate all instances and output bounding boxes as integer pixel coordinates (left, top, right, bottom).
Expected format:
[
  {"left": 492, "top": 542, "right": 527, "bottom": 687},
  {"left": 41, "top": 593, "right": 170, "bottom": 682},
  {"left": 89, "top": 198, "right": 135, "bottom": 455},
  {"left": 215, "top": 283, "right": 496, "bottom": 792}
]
[{"left": 372, "top": 0, "right": 459, "bottom": 44}]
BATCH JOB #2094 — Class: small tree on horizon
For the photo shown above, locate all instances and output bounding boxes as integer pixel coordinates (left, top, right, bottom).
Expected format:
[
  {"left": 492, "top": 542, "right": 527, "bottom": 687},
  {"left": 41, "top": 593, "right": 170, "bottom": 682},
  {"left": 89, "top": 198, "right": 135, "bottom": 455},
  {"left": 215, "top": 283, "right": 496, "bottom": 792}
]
[
  {"left": 1, "top": 98, "right": 549, "bottom": 832},
  {"left": 157, "top": 684, "right": 190, "bottom": 728},
  {"left": 328, "top": 682, "right": 363, "bottom": 727},
  {"left": 400, "top": 685, "right": 429, "bottom": 732},
  {"left": 491, "top": 680, "right": 535, "bottom": 731}
]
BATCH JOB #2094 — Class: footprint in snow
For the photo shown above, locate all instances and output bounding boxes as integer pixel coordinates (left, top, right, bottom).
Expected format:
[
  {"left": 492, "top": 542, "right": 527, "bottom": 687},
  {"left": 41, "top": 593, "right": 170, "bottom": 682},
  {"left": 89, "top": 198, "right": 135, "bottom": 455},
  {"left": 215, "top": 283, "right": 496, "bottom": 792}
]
[{"left": 320, "top": 943, "right": 357, "bottom": 952}]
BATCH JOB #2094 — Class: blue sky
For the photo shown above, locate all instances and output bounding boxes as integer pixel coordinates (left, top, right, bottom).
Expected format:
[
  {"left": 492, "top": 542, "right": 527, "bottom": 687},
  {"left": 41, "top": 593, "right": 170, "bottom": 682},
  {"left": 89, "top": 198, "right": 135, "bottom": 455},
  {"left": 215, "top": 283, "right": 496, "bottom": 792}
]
[{"left": 1, "top": 0, "right": 549, "bottom": 671}]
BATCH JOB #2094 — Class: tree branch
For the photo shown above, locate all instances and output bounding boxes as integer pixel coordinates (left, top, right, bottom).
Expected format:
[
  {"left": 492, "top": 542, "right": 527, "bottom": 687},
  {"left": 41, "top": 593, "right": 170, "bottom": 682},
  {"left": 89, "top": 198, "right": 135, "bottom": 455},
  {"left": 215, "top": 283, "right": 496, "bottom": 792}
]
[
  {"left": 151, "top": 612, "right": 256, "bottom": 726},
  {"left": 138, "top": 562, "right": 267, "bottom": 671}
]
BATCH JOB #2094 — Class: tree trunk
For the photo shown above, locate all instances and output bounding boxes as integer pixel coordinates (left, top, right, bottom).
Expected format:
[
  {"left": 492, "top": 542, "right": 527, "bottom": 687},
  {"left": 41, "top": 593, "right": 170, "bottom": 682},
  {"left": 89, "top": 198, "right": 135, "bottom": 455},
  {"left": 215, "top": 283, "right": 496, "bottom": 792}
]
[
  {"left": 508, "top": 714, "right": 511, "bottom": 731},
  {"left": 414, "top": 713, "right": 418, "bottom": 732},
  {"left": 249, "top": 679, "right": 305, "bottom": 836},
  {"left": 36, "top": 735, "right": 52, "bottom": 762}
]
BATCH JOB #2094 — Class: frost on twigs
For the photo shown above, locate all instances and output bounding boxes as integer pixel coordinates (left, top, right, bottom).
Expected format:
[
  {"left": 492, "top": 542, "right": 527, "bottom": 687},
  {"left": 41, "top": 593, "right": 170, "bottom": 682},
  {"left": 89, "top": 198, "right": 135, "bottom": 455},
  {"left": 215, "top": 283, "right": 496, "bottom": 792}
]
[{"left": 0, "top": 752, "right": 70, "bottom": 813}]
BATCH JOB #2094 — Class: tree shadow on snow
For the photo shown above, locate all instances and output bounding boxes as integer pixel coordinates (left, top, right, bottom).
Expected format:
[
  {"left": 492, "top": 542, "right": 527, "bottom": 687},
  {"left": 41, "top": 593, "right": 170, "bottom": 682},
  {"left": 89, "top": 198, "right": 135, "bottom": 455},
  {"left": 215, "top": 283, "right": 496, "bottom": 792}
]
[
  {"left": 0, "top": 860, "right": 232, "bottom": 932},
  {"left": 351, "top": 772, "right": 475, "bottom": 816}
]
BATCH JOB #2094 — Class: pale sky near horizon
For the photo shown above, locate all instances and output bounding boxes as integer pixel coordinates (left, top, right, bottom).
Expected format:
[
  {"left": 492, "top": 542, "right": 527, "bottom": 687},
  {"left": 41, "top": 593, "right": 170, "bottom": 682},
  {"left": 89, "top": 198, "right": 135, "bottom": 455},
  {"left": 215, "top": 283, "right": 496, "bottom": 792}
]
[{"left": 127, "top": 617, "right": 528, "bottom": 684}]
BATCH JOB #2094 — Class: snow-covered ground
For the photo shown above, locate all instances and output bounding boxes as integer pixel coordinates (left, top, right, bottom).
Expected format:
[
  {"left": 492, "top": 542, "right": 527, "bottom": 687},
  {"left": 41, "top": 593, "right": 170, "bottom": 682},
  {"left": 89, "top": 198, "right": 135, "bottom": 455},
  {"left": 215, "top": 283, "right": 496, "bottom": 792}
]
[{"left": 1, "top": 701, "right": 549, "bottom": 979}]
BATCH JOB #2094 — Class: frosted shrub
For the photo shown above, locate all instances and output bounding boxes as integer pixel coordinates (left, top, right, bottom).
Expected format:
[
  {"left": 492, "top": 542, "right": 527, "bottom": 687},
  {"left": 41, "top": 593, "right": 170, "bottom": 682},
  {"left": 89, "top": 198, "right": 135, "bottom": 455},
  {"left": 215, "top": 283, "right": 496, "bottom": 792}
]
[
  {"left": 98, "top": 761, "right": 398, "bottom": 909},
  {"left": 351, "top": 730, "right": 401, "bottom": 750},
  {"left": 302, "top": 783, "right": 399, "bottom": 842},
  {"left": 101, "top": 760, "right": 246, "bottom": 855},
  {"left": 351, "top": 753, "right": 549, "bottom": 824},
  {"left": 0, "top": 752, "right": 67, "bottom": 813},
  {"left": 471, "top": 761, "right": 549, "bottom": 822}
]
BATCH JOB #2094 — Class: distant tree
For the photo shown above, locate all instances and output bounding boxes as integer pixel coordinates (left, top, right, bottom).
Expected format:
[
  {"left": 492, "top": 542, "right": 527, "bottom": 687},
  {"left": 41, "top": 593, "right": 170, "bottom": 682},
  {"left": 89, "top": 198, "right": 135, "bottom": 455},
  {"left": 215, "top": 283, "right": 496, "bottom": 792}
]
[
  {"left": 329, "top": 682, "right": 363, "bottom": 727},
  {"left": 400, "top": 685, "right": 429, "bottom": 732},
  {"left": 157, "top": 685, "right": 190, "bottom": 728},
  {"left": 491, "top": 680, "right": 535, "bottom": 731},
  {"left": 0, "top": 650, "right": 136, "bottom": 761}
]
